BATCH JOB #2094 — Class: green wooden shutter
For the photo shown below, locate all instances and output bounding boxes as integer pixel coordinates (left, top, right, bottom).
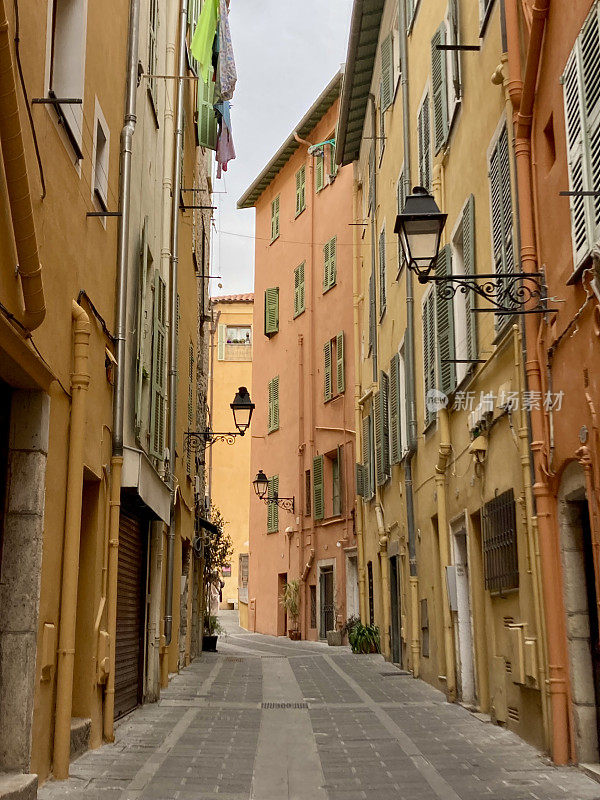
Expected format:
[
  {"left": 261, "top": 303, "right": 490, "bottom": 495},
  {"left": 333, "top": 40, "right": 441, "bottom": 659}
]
[
  {"left": 380, "top": 371, "right": 390, "bottom": 480},
  {"left": 379, "top": 228, "right": 387, "bottom": 315},
  {"left": 374, "top": 390, "right": 386, "bottom": 487},
  {"left": 355, "top": 462, "right": 366, "bottom": 498},
  {"left": 316, "top": 151, "right": 324, "bottom": 191},
  {"left": 431, "top": 23, "right": 448, "bottom": 152},
  {"left": 217, "top": 323, "right": 226, "bottom": 360},
  {"left": 294, "top": 262, "right": 305, "bottom": 316},
  {"left": 390, "top": 353, "right": 401, "bottom": 464},
  {"left": 362, "top": 415, "right": 371, "bottom": 500},
  {"left": 336, "top": 331, "right": 345, "bottom": 394},
  {"left": 423, "top": 292, "right": 436, "bottom": 426},
  {"left": 324, "top": 340, "right": 333, "bottom": 402},
  {"left": 418, "top": 97, "right": 431, "bottom": 190},
  {"left": 462, "top": 195, "right": 478, "bottom": 362},
  {"left": 489, "top": 126, "right": 515, "bottom": 320},
  {"left": 135, "top": 217, "right": 149, "bottom": 434},
  {"left": 267, "top": 476, "right": 279, "bottom": 532},
  {"left": 435, "top": 244, "right": 456, "bottom": 395},
  {"left": 296, "top": 166, "right": 306, "bottom": 215},
  {"left": 271, "top": 375, "right": 279, "bottom": 431},
  {"left": 323, "top": 240, "right": 330, "bottom": 291},
  {"left": 150, "top": 270, "right": 167, "bottom": 458},
  {"left": 381, "top": 33, "right": 394, "bottom": 111},
  {"left": 264, "top": 287, "right": 279, "bottom": 335},
  {"left": 267, "top": 378, "right": 273, "bottom": 432},
  {"left": 329, "top": 237, "right": 337, "bottom": 287},
  {"left": 313, "top": 455, "right": 324, "bottom": 520},
  {"left": 197, "top": 78, "right": 217, "bottom": 150},
  {"left": 271, "top": 196, "right": 280, "bottom": 241}
]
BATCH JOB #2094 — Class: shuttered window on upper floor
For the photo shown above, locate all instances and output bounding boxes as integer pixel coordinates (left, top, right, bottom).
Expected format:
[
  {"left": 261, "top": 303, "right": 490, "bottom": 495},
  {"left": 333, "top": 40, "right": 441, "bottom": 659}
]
[
  {"left": 422, "top": 289, "right": 436, "bottom": 428},
  {"left": 323, "top": 236, "right": 337, "bottom": 292},
  {"left": 264, "top": 287, "right": 279, "bottom": 336},
  {"left": 418, "top": 95, "right": 432, "bottom": 191},
  {"left": 271, "top": 195, "right": 280, "bottom": 241},
  {"left": 267, "top": 475, "right": 279, "bottom": 532},
  {"left": 150, "top": 270, "right": 167, "bottom": 459},
  {"left": 316, "top": 149, "right": 325, "bottom": 192},
  {"left": 563, "top": 4, "right": 600, "bottom": 273},
  {"left": 451, "top": 196, "right": 478, "bottom": 384},
  {"left": 198, "top": 78, "right": 217, "bottom": 151},
  {"left": 431, "top": 23, "right": 449, "bottom": 153},
  {"left": 267, "top": 376, "right": 279, "bottom": 433},
  {"left": 435, "top": 244, "right": 456, "bottom": 396},
  {"left": 294, "top": 263, "right": 305, "bottom": 317},
  {"left": 356, "top": 412, "right": 375, "bottom": 500},
  {"left": 323, "top": 332, "right": 345, "bottom": 402},
  {"left": 296, "top": 166, "right": 306, "bottom": 216},
  {"left": 378, "top": 227, "right": 387, "bottom": 317},
  {"left": 313, "top": 455, "right": 324, "bottom": 520},
  {"left": 488, "top": 123, "right": 516, "bottom": 326},
  {"left": 374, "top": 372, "right": 390, "bottom": 486}
]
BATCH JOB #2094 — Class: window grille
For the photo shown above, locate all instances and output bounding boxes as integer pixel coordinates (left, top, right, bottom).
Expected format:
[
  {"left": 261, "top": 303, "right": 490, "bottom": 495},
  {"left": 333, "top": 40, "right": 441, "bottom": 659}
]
[{"left": 482, "top": 488, "right": 519, "bottom": 593}]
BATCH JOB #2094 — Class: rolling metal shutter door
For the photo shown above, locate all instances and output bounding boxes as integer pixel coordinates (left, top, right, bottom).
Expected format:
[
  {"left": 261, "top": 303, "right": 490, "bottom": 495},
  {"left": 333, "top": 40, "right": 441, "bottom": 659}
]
[{"left": 115, "top": 508, "right": 145, "bottom": 719}]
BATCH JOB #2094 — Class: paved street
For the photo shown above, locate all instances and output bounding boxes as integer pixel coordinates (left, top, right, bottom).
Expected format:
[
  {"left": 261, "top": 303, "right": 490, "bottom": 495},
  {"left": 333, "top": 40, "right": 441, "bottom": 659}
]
[{"left": 39, "top": 612, "right": 600, "bottom": 800}]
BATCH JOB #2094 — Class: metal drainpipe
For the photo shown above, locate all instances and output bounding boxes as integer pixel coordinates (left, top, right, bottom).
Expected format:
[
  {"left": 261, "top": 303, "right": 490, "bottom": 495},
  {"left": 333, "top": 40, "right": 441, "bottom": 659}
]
[
  {"left": 398, "top": 0, "right": 420, "bottom": 677},
  {"left": 53, "top": 301, "right": 91, "bottom": 779},
  {"left": 164, "top": 0, "right": 189, "bottom": 648},
  {"left": 0, "top": 0, "right": 45, "bottom": 330},
  {"left": 207, "top": 307, "right": 220, "bottom": 510},
  {"left": 104, "top": 0, "right": 140, "bottom": 742}
]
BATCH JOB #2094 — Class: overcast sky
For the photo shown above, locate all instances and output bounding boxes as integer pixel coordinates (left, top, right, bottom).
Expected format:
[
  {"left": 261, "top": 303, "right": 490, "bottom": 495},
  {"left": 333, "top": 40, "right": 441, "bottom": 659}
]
[{"left": 210, "top": 0, "right": 353, "bottom": 297}]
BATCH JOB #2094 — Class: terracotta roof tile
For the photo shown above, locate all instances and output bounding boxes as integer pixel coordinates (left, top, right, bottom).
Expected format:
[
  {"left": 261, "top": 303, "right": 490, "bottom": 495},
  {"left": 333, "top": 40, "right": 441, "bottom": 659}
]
[{"left": 211, "top": 293, "right": 254, "bottom": 304}]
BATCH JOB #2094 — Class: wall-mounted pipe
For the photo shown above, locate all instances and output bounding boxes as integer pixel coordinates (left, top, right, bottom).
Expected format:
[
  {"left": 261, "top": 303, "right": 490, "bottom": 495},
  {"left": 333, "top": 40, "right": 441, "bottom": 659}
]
[
  {"left": 164, "top": 0, "right": 189, "bottom": 647},
  {"left": 105, "top": 0, "right": 141, "bottom": 742},
  {"left": 0, "top": 0, "right": 45, "bottom": 330},
  {"left": 375, "top": 504, "right": 391, "bottom": 659},
  {"left": 53, "top": 301, "right": 91, "bottom": 778}
]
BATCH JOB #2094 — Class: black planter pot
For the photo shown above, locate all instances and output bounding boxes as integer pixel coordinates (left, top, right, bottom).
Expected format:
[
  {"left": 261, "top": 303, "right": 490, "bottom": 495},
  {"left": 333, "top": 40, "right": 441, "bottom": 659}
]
[{"left": 203, "top": 634, "right": 218, "bottom": 652}]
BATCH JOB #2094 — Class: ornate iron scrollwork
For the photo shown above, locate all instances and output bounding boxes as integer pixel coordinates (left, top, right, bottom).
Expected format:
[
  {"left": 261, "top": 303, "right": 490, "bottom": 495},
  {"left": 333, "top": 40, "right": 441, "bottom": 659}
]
[
  {"left": 185, "top": 430, "right": 239, "bottom": 453},
  {"left": 260, "top": 495, "right": 295, "bottom": 514},
  {"left": 429, "top": 272, "right": 549, "bottom": 314}
]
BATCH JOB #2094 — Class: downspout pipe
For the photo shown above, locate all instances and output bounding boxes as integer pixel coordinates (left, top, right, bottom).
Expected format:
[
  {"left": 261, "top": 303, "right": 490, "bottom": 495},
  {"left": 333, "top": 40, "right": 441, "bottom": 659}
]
[
  {"left": 105, "top": 0, "right": 140, "bottom": 742},
  {"left": 164, "top": 0, "right": 189, "bottom": 647},
  {"left": 398, "top": 0, "right": 420, "bottom": 675},
  {"left": 507, "top": 0, "right": 571, "bottom": 765},
  {"left": 0, "top": 0, "right": 45, "bottom": 330},
  {"left": 53, "top": 301, "right": 91, "bottom": 778}
]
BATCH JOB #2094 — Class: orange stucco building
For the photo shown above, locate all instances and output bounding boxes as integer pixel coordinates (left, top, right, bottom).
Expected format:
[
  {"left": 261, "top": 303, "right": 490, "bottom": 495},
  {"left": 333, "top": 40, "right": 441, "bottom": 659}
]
[
  {"left": 508, "top": 0, "right": 600, "bottom": 765},
  {"left": 238, "top": 74, "right": 358, "bottom": 639}
]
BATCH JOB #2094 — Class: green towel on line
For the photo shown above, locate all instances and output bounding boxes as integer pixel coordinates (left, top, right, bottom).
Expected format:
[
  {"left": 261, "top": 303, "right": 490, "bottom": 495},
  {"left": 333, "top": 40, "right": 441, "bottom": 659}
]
[{"left": 190, "top": 0, "right": 219, "bottom": 83}]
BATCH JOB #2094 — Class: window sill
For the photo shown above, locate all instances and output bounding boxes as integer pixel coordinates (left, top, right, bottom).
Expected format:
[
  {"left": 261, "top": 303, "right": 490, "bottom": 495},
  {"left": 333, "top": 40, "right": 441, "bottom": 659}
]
[
  {"left": 320, "top": 515, "right": 345, "bottom": 527},
  {"left": 295, "top": 206, "right": 306, "bottom": 220},
  {"left": 566, "top": 252, "right": 592, "bottom": 285}
]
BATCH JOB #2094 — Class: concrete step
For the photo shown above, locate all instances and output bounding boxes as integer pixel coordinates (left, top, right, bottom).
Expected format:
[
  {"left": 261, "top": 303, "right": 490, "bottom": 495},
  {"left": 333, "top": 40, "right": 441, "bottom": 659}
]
[
  {"left": 0, "top": 773, "right": 37, "bottom": 800},
  {"left": 69, "top": 718, "right": 91, "bottom": 763}
]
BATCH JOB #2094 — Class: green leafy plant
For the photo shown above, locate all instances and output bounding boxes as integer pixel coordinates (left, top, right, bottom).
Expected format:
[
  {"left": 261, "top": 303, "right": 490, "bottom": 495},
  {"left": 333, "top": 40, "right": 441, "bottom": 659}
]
[
  {"left": 204, "top": 614, "right": 224, "bottom": 636},
  {"left": 348, "top": 622, "right": 380, "bottom": 654},
  {"left": 202, "top": 504, "right": 234, "bottom": 624},
  {"left": 279, "top": 579, "right": 300, "bottom": 630},
  {"left": 342, "top": 615, "right": 361, "bottom": 638}
]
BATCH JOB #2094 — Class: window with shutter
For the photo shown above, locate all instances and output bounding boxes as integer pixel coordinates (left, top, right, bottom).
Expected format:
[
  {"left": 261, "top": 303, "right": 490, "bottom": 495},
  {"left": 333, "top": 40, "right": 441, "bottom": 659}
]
[
  {"left": 381, "top": 33, "right": 394, "bottom": 112},
  {"left": 264, "top": 287, "right": 279, "bottom": 336},
  {"left": 217, "top": 323, "right": 226, "bottom": 360},
  {"left": 462, "top": 195, "right": 477, "bottom": 362},
  {"left": 148, "top": 0, "right": 159, "bottom": 107},
  {"left": 489, "top": 124, "right": 515, "bottom": 323},
  {"left": 332, "top": 447, "right": 342, "bottom": 516},
  {"left": 316, "top": 150, "right": 324, "bottom": 192},
  {"left": 336, "top": 331, "right": 345, "bottom": 394},
  {"left": 418, "top": 95, "right": 432, "bottom": 190},
  {"left": 448, "top": 0, "right": 462, "bottom": 104},
  {"left": 135, "top": 217, "right": 149, "bottom": 435},
  {"left": 187, "top": 343, "right": 194, "bottom": 475},
  {"left": 390, "top": 353, "right": 401, "bottom": 464},
  {"left": 267, "top": 476, "right": 279, "bottom": 532},
  {"left": 355, "top": 462, "right": 366, "bottom": 499},
  {"left": 271, "top": 196, "right": 280, "bottom": 241},
  {"left": 379, "top": 81, "right": 386, "bottom": 162},
  {"left": 435, "top": 244, "right": 456, "bottom": 395},
  {"left": 362, "top": 413, "right": 374, "bottom": 500},
  {"left": 423, "top": 290, "right": 436, "bottom": 427},
  {"left": 431, "top": 24, "right": 449, "bottom": 152},
  {"left": 323, "top": 340, "right": 333, "bottom": 402},
  {"left": 329, "top": 132, "right": 338, "bottom": 178},
  {"left": 397, "top": 171, "right": 406, "bottom": 276},
  {"left": 323, "top": 236, "right": 337, "bottom": 292},
  {"left": 150, "top": 271, "right": 167, "bottom": 458},
  {"left": 374, "top": 390, "right": 384, "bottom": 487},
  {"left": 379, "top": 227, "right": 387, "bottom": 317},
  {"left": 294, "top": 263, "right": 305, "bottom": 317},
  {"left": 296, "top": 166, "right": 306, "bottom": 216},
  {"left": 380, "top": 372, "right": 390, "bottom": 481},
  {"left": 562, "top": 8, "right": 600, "bottom": 271},
  {"left": 197, "top": 78, "right": 217, "bottom": 150},
  {"left": 313, "top": 455, "right": 324, "bottom": 520},
  {"left": 267, "top": 376, "right": 279, "bottom": 433}
]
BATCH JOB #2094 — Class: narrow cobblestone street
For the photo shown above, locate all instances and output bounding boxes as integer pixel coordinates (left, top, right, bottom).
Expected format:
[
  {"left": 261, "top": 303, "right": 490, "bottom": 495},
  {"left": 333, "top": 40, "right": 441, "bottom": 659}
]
[{"left": 36, "top": 613, "right": 600, "bottom": 800}]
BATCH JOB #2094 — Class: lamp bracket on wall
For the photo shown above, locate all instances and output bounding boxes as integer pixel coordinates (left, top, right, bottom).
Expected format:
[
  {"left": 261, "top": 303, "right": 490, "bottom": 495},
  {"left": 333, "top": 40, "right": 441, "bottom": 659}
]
[
  {"left": 427, "top": 271, "right": 555, "bottom": 314},
  {"left": 259, "top": 494, "right": 295, "bottom": 514},
  {"left": 185, "top": 430, "right": 242, "bottom": 452}
]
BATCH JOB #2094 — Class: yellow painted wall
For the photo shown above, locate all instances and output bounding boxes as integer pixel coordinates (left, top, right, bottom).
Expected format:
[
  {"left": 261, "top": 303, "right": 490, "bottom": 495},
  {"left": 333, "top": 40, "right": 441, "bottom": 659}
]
[{"left": 210, "top": 298, "right": 253, "bottom": 614}]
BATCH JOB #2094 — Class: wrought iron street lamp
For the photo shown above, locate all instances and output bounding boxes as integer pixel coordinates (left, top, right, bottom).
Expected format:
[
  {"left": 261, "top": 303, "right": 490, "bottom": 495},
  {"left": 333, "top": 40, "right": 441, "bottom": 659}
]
[
  {"left": 394, "top": 186, "right": 550, "bottom": 315},
  {"left": 252, "top": 469, "right": 295, "bottom": 513},
  {"left": 394, "top": 186, "right": 447, "bottom": 283},
  {"left": 185, "top": 386, "right": 255, "bottom": 451}
]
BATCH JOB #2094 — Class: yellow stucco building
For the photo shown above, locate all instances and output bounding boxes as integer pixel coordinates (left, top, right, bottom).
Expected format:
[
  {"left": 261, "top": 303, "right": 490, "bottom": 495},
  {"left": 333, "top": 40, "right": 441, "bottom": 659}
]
[
  {"left": 208, "top": 295, "right": 253, "bottom": 629},
  {"left": 337, "top": 0, "right": 548, "bottom": 753}
]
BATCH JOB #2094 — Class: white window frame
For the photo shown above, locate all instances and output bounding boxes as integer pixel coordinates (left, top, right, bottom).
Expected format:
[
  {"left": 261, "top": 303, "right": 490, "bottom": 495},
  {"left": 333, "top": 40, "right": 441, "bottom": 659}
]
[{"left": 91, "top": 99, "right": 110, "bottom": 222}]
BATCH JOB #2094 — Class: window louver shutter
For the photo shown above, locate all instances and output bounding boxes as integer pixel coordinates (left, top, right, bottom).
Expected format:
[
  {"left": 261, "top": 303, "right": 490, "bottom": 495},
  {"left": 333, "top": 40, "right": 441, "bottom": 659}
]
[
  {"left": 336, "top": 331, "right": 345, "bottom": 394},
  {"left": 271, "top": 196, "right": 280, "bottom": 241},
  {"left": 313, "top": 455, "right": 324, "bottom": 520},
  {"left": 329, "top": 237, "right": 337, "bottom": 287},
  {"left": 489, "top": 126, "right": 515, "bottom": 320},
  {"left": 582, "top": 10, "right": 600, "bottom": 235},
  {"left": 390, "top": 353, "right": 401, "bottom": 464},
  {"left": 448, "top": 0, "right": 461, "bottom": 101},
  {"left": 355, "top": 462, "right": 366, "bottom": 498},
  {"left": 362, "top": 414, "right": 372, "bottom": 500},
  {"left": 294, "top": 263, "right": 305, "bottom": 316},
  {"left": 197, "top": 78, "right": 217, "bottom": 150},
  {"left": 381, "top": 33, "right": 394, "bottom": 111},
  {"left": 316, "top": 151, "right": 324, "bottom": 191},
  {"left": 296, "top": 166, "right": 306, "bottom": 215},
  {"left": 379, "top": 228, "right": 387, "bottom": 314},
  {"left": 435, "top": 245, "right": 456, "bottom": 395},
  {"left": 264, "top": 287, "right": 279, "bottom": 335},
  {"left": 267, "top": 476, "right": 279, "bottom": 532},
  {"left": 135, "top": 217, "right": 149, "bottom": 433},
  {"left": 423, "top": 292, "right": 436, "bottom": 427},
  {"left": 272, "top": 375, "right": 279, "bottom": 431},
  {"left": 462, "top": 195, "right": 477, "bottom": 362},
  {"left": 431, "top": 23, "right": 448, "bottom": 152},
  {"left": 217, "top": 323, "right": 226, "bottom": 360},
  {"left": 380, "top": 372, "right": 390, "bottom": 481},
  {"left": 150, "top": 270, "right": 167, "bottom": 458},
  {"left": 418, "top": 97, "right": 432, "bottom": 190},
  {"left": 374, "top": 390, "right": 383, "bottom": 486},
  {"left": 564, "top": 49, "right": 588, "bottom": 265},
  {"left": 324, "top": 340, "right": 333, "bottom": 401}
]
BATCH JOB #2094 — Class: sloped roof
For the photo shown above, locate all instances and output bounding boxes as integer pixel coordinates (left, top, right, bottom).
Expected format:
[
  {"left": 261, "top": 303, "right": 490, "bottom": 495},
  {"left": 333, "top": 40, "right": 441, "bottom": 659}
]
[
  {"left": 211, "top": 293, "right": 254, "bottom": 304},
  {"left": 336, "top": 0, "right": 385, "bottom": 166},
  {"left": 237, "top": 72, "right": 343, "bottom": 209}
]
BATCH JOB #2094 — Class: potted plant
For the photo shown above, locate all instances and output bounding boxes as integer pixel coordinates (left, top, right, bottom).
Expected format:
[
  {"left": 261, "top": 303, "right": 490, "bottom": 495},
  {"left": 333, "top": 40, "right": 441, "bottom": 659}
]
[
  {"left": 347, "top": 620, "right": 380, "bottom": 654},
  {"left": 203, "top": 614, "right": 224, "bottom": 652},
  {"left": 201, "top": 504, "right": 233, "bottom": 653},
  {"left": 280, "top": 579, "right": 301, "bottom": 640}
]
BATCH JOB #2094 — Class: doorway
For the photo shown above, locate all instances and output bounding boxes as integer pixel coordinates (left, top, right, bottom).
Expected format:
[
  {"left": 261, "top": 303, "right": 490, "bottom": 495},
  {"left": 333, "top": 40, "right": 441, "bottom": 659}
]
[
  {"left": 277, "top": 572, "right": 287, "bottom": 636},
  {"left": 453, "top": 521, "right": 476, "bottom": 706},
  {"left": 390, "top": 556, "right": 403, "bottom": 666},
  {"left": 559, "top": 463, "right": 599, "bottom": 762},
  {"left": 345, "top": 552, "right": 359, "bottom": 621},
  {"left": 319, "top": 566, "right": 334, "bottom": 639}
]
